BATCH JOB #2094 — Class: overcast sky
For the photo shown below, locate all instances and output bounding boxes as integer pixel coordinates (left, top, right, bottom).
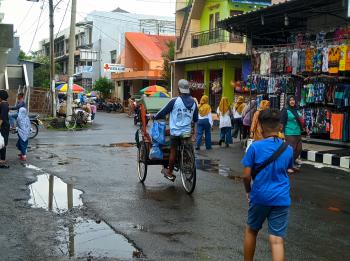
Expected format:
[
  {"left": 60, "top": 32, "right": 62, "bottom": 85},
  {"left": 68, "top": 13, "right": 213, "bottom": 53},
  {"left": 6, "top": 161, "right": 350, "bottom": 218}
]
[{"left": 1, "top": 0, "right": 175, "bottom": 53}]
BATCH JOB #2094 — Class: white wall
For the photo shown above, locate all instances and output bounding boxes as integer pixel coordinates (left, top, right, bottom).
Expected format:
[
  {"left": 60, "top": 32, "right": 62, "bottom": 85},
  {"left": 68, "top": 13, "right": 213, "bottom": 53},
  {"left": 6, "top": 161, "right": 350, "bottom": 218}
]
[{"left": 86, "top": 11, "right": 175, "bottom": 83}]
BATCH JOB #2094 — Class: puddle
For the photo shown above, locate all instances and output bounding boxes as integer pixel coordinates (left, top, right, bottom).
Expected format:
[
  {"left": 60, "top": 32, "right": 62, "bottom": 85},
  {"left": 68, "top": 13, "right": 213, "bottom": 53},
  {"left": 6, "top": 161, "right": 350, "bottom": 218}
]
[
  {"left": 59, "top": 218, "right": 141, "bottom": 259},
  {"left": 109, "top": 142, "right": 135, "bottom": 148},
  {"left": 26, "top": 164, "right": 142, "bottom": 259},
  {"left": 195, "top": 159, "right": 234, "bottom": 177},
  {"left": 28, "top": 174, "right": 83, "bottom": 213}
]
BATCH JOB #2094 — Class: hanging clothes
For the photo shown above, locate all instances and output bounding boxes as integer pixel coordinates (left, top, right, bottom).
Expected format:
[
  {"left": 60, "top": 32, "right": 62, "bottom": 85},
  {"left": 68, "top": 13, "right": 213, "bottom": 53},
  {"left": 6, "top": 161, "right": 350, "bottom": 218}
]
[
  {"left": 292, "top": 51, "right": 299, "bottom": 75},
  {"left": 313, "top": 48, "right": 323, "bottom": 73},
  {"left": 339, "top": 45, "right": 348, "bottom": 72},
  {"left": 322, "top": 47, "right": 329, "bottom": 73},
  {"left": 305, "top": 47, "right": 314, "bottom": 72},
  {"left": 328, "top": 46, "right": 341, "bottom": 74},
  {"left": 252, "top": 51, "right": 261, "bottom": 74},
  {"left": 298, "top": 50, "right": 306, "bottom": 73},
  {"left": 330, "top": 113, "right": 344, "bottom": 141},
  {"left": 345, "top": 45, "right": 350, "bottom": 71},
  {"left": 260, "top": 52, "right": 271, "bottom": 75}
]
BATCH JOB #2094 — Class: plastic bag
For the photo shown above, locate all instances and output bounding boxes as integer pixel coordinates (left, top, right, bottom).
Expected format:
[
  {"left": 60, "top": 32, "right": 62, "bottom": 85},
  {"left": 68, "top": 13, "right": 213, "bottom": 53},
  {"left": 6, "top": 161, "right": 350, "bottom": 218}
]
[
  {"left": 149, "top": 143, "right": 163, "bottom": 160},
  {"left": 151, "top": 121, "right": 166, "bottom": 145},
  {"left": 0, "top": 133, "right": 4, "bottom": 150}
]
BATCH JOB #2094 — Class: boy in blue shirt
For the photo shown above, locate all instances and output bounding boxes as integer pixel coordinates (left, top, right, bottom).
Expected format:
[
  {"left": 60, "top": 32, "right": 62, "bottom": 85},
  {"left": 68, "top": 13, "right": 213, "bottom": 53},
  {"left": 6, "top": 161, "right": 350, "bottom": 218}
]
[{"left": 241, "top": 109, "right": 294, "bottom": 261}]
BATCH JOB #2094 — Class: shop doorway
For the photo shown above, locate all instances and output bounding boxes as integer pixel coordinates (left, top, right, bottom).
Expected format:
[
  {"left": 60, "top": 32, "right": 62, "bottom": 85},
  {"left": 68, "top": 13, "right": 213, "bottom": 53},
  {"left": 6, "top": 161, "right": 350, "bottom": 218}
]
[
  {"left": 187, "top": 70, "right": 205, "bottom": 102},
  {"left": 209, "top": 69, "right": 223, "bottom": 110},
  {"left": 123, "top": 81, "right": 131, "bottom": 101}
]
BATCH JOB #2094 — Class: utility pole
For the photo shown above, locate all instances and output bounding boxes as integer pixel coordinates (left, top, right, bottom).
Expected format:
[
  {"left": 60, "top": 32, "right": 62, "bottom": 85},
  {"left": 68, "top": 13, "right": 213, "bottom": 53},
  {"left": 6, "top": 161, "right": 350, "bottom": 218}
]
[
  {"left": 49, "top": 0, "right": 56, "bottom": 117},
  {"left": 66, "top": 0, "right": 77, "bottom": 120}
]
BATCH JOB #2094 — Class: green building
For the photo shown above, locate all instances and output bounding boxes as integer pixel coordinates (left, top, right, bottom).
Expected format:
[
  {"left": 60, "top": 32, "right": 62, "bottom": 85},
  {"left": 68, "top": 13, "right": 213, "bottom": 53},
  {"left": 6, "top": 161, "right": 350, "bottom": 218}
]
[{"left": 174, "top": 0, "right": 272, "bottom": 107}]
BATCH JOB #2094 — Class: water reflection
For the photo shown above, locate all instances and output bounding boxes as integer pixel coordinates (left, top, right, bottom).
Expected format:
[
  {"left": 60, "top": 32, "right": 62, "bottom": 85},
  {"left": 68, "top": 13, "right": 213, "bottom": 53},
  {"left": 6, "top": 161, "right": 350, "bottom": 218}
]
[
  {"left": 28, "top": 174, "right": 83, "bottom": 213},
  {"left": 27, "top": 171, "right": 141, "bottom": 259},
  {"left": 62, "top": 218, "right": 139, "bottom": 259}
]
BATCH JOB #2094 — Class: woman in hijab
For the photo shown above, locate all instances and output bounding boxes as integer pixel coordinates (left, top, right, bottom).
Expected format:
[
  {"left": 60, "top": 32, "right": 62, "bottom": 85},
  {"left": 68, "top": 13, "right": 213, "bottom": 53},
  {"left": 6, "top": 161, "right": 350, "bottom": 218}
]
[
  {"left": 281, "top": 95, "right": 303, "bottom": 169},
  {"left": 195, "top": 95, "right": 212, "bottom": 150},
  {"left": 16, "top": 107, "right": 31, "bottom": 161},
  {"left": 250, "top": 100, "right": 270, "bottom": 141},
  {"left": 0, "top": 90, "right": 10, "bottom": 168},
  {"left": 232, "top": 96, "right": 245, "bottom": 140},
  {"left": 241, "top": 100, "right": 257, "bottom": 139},
  {"left": 217, "top": 97, "right": 232, "bottom": 147}
]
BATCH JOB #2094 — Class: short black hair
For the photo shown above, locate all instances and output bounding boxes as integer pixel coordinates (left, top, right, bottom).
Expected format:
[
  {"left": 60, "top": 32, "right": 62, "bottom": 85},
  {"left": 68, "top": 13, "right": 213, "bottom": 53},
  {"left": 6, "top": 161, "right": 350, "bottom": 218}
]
[
  {"left": 258, "top": 109, "right": 281, "bottom": 132},
  {"left": 18, "top": 93, "right": 24, "bottom": 98},
  {"left": 0, "top": 90, "right": 8, "bottom": 101}
]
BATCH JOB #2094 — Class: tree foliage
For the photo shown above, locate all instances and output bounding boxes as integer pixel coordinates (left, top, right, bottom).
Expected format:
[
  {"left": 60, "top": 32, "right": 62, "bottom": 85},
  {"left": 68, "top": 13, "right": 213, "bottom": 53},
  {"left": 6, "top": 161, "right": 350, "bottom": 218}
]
[
  {"left": 33, "top": 56, "right": 50, "bottom": 88},
  {"left": 162, "top": 41, "right": 175, "bottom": 88},
  {"left": 33, "top": 56, "right": 61, "bottom": 89},
  {"left": 94, "top": 77, "right": 114, "bottom": 98},
  {"left": 18, "top": 50, "right": 33, "bottom": 61}
]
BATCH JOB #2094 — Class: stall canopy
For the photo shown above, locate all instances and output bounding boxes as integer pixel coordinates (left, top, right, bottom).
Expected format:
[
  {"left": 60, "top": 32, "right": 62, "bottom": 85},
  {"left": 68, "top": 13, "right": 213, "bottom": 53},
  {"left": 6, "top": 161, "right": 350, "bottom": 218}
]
[{"left": 218, "top": 0, "right": 350, "bottom": 45}]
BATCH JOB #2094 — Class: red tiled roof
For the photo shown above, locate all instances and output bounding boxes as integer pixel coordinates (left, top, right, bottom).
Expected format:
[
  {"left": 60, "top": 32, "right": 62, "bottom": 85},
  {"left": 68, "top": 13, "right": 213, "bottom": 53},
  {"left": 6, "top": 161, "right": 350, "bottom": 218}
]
[{"left": 125, "top": 32, "right": 175, "bottom": 63}]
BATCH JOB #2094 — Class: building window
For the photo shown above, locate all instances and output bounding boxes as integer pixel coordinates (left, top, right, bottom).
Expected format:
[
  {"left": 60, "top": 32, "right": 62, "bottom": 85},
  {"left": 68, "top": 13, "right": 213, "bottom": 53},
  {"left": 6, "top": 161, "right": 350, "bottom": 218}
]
[{"left": 110, "top": 50, "right": 117, "bottom": 64}]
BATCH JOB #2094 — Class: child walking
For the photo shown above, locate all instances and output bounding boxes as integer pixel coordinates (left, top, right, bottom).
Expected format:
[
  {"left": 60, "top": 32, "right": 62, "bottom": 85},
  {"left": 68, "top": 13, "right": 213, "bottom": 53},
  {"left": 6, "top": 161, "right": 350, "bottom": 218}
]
[
  {"left": 16, "top": 107, "right": 31, "bottom": 161},
  {"left": 241, "top": 109, "right": 294, "bottom": 261}
]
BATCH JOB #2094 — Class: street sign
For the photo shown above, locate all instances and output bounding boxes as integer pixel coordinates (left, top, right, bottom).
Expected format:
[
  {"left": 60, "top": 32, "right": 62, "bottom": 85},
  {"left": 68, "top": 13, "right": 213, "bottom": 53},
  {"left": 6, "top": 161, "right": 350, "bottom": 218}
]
[{"left": 103, "top": 63, "right": 125, "bottom": 73}]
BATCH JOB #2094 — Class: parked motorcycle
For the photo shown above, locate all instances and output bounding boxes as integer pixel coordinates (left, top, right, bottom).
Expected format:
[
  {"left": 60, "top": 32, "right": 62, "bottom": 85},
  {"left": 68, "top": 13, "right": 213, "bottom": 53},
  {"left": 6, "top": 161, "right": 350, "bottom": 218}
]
[{"left": 11, "top": 114, "right": 41, "bottom": 139}]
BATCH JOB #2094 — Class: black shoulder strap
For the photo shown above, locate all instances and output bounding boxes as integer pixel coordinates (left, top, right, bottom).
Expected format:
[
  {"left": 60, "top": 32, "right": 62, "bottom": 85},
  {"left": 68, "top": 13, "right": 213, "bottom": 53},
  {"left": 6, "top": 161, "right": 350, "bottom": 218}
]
[
  {"left": 288, "top": 109, "right": 303, "bottom": 130},
  {"left": 251, "top": 142, "right": 289, "bottom": 180}
]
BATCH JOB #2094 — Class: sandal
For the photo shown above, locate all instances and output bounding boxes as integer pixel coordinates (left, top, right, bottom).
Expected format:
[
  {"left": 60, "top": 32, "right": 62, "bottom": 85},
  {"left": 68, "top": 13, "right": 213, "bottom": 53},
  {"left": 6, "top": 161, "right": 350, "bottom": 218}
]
[{"left": 161, "top": 168, "right": 176, "bottom": 182}]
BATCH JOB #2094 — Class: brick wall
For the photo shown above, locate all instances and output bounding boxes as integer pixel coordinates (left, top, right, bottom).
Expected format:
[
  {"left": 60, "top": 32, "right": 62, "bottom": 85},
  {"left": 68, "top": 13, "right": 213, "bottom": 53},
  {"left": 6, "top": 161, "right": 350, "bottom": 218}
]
[{"left": 29, "top": 88, "right": 51, "bottom": 115}]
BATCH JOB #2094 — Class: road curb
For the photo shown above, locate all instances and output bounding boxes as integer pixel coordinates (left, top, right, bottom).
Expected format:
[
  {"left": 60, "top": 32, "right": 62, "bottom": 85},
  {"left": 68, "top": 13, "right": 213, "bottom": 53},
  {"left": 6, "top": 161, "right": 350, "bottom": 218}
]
[{"left": 301, "top": 150, "right": 350, "bottom": 169}]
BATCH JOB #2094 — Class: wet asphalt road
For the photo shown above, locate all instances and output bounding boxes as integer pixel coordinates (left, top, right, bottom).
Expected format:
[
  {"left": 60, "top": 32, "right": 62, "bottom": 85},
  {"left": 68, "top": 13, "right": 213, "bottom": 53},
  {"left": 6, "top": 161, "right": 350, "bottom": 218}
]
[{"left": 1, "top": 112, "right": 350, "bottom": 261}]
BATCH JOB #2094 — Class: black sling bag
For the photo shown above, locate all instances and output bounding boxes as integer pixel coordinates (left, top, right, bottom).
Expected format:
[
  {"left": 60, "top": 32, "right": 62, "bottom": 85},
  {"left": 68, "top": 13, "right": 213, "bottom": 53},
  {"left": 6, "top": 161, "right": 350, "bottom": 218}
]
[{"left": 251, "top": 142, "right": 289, "bottom": 180}]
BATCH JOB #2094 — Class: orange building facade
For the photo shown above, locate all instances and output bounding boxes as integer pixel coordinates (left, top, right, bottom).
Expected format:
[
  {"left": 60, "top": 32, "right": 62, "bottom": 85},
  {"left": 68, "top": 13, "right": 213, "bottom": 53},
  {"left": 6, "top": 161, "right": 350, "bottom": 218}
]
[{"left": 111, "top": 32, "right": 175, "bottom": 101}]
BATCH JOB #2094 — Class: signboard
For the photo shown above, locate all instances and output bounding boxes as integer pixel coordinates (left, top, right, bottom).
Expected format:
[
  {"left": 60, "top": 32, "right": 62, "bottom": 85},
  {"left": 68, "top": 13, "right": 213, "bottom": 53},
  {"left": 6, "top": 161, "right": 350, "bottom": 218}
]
[
  {"left": 0, "top": 24, "right": 13, "bottom": 48},
  {"left": 76, "top": 66, "right": 93, "bottom": 74},
  {"left": 231, "top": 0, "right": 271, "bottom": 6},
  {"left": 103, "top": 63, "right": 125, "bottom": 73}
]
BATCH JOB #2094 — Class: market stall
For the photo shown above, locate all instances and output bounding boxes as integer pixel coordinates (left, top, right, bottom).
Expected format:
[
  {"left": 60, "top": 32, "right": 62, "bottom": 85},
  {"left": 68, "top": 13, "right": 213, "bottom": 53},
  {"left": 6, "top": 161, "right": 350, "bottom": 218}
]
[{"left": 219, "top": 0, "right": 350, "bottom": 143}]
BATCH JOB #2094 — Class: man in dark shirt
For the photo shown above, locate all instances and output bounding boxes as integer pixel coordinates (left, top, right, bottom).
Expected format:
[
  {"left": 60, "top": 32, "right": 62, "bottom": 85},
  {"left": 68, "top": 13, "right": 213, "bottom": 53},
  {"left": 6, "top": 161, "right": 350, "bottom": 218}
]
[
  {"left": 9, "top": 93, "right": 26, "bottom": 129},
  {"left": 0, "top": 90, "right": 10, "bottom": 168}
]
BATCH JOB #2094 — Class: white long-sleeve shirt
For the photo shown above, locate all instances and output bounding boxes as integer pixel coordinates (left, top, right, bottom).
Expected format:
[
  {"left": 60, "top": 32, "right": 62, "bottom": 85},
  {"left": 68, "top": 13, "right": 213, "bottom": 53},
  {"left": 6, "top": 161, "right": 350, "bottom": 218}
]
[{"left": 198, "top": 112, "right": 213, "bottom": 126}]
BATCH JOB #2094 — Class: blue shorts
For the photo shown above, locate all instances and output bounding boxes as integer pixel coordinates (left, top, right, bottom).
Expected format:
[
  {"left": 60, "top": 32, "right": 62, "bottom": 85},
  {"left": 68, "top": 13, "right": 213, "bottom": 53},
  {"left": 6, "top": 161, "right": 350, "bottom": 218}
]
[{"left": 247, "top": 204, "right": 289, "bottom": 238}]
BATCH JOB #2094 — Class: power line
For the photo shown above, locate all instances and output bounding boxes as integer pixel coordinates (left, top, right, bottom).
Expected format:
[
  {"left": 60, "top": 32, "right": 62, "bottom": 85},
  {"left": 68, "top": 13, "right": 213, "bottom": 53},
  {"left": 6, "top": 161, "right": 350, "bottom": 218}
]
[
  {"left": 29, "top": 0, "right": 46, "bottom": 52},
  {"left": 17, "top": 1, "right": 35, "bottom": 30},
  {"left": 55, "top": 0, "right": 70, "bottom": 38}
]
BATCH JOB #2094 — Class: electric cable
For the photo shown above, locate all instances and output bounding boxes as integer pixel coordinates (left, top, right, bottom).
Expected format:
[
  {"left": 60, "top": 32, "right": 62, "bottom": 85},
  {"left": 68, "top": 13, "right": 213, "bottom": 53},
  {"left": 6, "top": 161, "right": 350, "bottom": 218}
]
[{"left": 28, "top": 0, "right": 46, "bottom": 52}]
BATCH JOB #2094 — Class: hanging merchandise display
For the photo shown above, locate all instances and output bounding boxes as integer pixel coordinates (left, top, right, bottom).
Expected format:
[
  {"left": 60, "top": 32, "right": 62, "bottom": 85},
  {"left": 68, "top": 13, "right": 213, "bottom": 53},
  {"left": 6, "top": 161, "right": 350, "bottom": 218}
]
[{"left": 244, "top": 28, "right": 350, "bottom": 143}]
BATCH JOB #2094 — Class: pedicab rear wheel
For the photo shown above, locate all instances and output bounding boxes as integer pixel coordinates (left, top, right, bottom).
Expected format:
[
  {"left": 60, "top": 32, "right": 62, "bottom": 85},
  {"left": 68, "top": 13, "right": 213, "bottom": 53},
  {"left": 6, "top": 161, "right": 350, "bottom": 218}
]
[
  {"left": 137, "top": 141, "right": 148, "bottom": 182},
  {"left": 179, "top": 144, "right": 196, "bottom": 194}
]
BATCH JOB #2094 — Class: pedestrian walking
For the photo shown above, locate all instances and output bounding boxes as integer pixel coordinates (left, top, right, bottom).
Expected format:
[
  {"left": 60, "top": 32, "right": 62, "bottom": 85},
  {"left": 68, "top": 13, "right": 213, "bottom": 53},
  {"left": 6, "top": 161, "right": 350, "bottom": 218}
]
[
  {"left": 195, "top": 95, "right": 212, "bottom": 150},
  {"left": 281, "top": 95, "right": 304, "bottom": 169},
  {"left": 217, "top": 97, "right": 232, "bottom": 147},
  {"left": 241, "top": 109, "right": 294, "bottom": 261},
  {"left": 16, "top": 107, "right": 31, "bottom": 161},
  {"left": 9, "top": 93, "right": 26, "bottom": 130},
  {"left": 250, "top": 100, "right": 270, "bottom": 141},
  {"left": 241, "top": 100, "right": 257, "bottom": 139},
  {"left": 0, "top": 90, "right": 10, "bottom": 168},
  {"left": 231, "top": 96, "right": 245, "bottom": 141}
]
